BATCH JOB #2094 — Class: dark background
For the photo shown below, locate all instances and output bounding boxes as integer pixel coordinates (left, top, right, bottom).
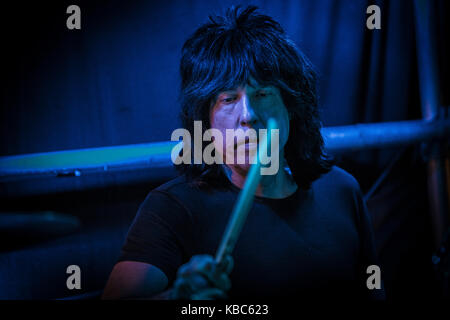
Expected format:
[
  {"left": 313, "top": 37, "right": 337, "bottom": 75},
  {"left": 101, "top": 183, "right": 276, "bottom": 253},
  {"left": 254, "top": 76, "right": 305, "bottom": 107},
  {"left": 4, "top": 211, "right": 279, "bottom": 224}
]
[{"left": 0, "top": 0, "right": 448, "bottom": 300}]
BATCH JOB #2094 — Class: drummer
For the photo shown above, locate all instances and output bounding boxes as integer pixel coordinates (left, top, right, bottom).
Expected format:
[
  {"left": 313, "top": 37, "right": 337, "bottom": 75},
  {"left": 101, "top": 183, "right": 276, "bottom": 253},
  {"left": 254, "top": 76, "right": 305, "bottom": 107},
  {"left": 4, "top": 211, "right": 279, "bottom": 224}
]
[{"left": 102, "top": 5, "right": 385, "bottom": 301}]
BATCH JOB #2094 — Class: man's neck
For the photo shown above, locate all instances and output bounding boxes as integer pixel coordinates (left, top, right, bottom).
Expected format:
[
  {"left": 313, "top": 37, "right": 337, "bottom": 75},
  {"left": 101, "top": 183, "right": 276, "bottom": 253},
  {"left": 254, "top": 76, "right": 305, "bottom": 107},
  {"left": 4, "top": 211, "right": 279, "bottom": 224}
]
[{"left": 221, "top": 160, "right": 298, "bottom": 199}]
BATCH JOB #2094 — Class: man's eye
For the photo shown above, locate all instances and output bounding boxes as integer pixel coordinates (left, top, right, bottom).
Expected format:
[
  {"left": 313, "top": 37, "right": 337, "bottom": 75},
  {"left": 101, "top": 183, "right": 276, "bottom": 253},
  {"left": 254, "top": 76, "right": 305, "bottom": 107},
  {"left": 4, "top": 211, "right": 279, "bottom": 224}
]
[
  {"left": 256, "top": 91, "right": 270, "bottom": 98},
  {"left": 221, "top": 97, "right": 236, "bottom": 103}
]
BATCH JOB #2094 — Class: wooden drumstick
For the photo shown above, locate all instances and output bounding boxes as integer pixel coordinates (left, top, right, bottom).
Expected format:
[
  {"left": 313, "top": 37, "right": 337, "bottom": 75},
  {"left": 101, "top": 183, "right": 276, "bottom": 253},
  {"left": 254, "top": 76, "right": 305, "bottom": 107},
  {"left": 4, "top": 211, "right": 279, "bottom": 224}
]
[{"left": 215, "top": 118, "right": 278, "bottom": 265}]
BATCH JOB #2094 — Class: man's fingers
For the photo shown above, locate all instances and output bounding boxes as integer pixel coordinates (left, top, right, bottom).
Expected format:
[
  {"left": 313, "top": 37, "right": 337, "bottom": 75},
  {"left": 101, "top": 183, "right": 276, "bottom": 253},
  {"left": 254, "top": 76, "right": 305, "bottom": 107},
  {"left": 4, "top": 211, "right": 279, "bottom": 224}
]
[
  {"left": 179, "top": 272, "right": 210, "bottom": 290},
  {"left": 196, "top": 260, "right": 232, "bottom": 291},
  {"left": 219, "top": 255, "right": 234, "bottom": 274},
  {"left": 172, "top": 273, "right": 228, "bottom": 300},
  {"left": 174, "top": 254, "right": 233, "bottom": 299},
  {"left": 179, "top": 255, "right": 214, "bottom": 275},
  {"left": 172, "top": 277, "right": 193, "bottom": 300}
]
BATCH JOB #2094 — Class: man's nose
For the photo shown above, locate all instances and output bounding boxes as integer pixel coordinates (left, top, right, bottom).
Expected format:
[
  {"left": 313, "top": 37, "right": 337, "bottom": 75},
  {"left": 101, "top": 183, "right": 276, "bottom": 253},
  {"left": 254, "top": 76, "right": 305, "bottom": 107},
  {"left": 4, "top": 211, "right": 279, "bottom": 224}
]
[{"left": 238, "top": 94, "right": 258, "bottom": 127}]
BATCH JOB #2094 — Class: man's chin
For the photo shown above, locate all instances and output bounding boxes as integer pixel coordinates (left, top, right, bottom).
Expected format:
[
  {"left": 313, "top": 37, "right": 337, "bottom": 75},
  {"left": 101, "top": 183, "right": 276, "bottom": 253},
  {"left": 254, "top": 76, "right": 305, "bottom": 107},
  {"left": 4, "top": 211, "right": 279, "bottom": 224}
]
[{"left": 227, "top": 162, "right": 252, "bottom": 176}]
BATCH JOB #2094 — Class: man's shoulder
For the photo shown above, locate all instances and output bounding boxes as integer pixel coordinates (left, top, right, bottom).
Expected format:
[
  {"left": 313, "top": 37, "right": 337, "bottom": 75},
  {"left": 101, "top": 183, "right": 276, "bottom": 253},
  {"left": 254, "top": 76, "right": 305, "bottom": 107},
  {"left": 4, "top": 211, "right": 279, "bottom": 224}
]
[
  {"left": 153, "top": 174, "right": 192, "bottom": 193},
  {"left": 312, "top": 165, "right": 361, "bottom": 192},
  {"left": 153, "top": 174, "right": 213, "bottom": 197},
  {"left": 139, "top": 174, "right": 206, "bottom": 211}
]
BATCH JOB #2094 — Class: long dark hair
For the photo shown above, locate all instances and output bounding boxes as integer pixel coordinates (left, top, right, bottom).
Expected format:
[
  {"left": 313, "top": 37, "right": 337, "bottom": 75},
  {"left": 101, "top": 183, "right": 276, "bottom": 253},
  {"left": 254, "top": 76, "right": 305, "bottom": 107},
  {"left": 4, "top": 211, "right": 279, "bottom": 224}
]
[{"left": 176, "top": 5, "right": 333, "bottom": 190}]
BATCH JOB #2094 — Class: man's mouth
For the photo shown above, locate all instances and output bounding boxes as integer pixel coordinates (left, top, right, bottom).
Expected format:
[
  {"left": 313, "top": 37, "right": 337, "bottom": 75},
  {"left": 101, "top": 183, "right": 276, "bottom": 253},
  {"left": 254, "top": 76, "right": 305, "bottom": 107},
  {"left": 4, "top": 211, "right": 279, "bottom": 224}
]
[{"left": 235, "top": 136, "right": 258, "bottom": 149}]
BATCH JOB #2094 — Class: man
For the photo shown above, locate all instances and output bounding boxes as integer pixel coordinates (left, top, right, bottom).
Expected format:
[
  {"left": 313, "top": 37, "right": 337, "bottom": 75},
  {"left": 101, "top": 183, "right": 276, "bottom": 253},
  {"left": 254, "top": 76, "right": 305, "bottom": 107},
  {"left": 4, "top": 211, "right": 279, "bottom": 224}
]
[{"left": 102, "top": 6, "right": 384, "bottom": 300}]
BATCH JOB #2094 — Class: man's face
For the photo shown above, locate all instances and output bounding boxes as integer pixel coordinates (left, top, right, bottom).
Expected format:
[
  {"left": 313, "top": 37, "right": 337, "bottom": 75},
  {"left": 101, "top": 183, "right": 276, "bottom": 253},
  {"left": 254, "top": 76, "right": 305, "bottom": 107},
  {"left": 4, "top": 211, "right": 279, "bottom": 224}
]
[{"left": 209, "top": 79, "right": 290, "bottom": 173}]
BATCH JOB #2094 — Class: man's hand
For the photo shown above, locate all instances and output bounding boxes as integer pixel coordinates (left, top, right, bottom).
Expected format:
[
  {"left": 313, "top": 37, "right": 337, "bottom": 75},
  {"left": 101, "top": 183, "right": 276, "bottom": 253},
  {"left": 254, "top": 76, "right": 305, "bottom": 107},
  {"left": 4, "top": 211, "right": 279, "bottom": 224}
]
[{"left": 171, "top": 254, "right": 233, "bottom": 300}]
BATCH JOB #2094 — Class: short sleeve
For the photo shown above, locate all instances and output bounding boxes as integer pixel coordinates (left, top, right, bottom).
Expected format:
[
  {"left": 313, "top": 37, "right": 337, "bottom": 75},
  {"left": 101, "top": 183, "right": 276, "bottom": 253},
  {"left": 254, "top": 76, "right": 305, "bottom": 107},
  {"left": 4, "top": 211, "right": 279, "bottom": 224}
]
[{"left": 117, "top": 190, "right": 194, "bottom": 284}]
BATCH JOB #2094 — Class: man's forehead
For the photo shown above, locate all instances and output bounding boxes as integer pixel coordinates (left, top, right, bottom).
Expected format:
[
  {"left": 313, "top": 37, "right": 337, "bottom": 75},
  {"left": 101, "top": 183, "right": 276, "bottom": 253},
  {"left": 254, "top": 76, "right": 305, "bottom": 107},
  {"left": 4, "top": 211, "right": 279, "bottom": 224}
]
[
  {"left": 220, "top": 79, "right": 276, "bottom": 93},
  {"left": 247, "top": 77, "right": 262, "bottom": 88}
]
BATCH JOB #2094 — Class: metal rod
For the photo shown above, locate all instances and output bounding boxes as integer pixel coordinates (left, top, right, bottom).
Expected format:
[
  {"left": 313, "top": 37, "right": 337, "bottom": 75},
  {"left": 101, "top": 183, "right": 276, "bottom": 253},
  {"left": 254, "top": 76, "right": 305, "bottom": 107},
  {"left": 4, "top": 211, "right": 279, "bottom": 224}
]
[
  {"left": 322, "top": 119, "right": 450, "bottom": 152},
  {"left": 414, "top": 0, "right": 449, "bottom": 250},
  {"left": 363, "top": 147, "right": 407, "bottom": 202},
  {"left": 414, "top": 0, "right": 440, "bottom": 121},
  {"left": 1, "top": 119, "right": 448, "bottom": 177},
  {"left": 0, "top": 141, "right": 179, "bottom": 176},
  {"left": 1, "top": 119, "right": 449, "bottom": 197}
]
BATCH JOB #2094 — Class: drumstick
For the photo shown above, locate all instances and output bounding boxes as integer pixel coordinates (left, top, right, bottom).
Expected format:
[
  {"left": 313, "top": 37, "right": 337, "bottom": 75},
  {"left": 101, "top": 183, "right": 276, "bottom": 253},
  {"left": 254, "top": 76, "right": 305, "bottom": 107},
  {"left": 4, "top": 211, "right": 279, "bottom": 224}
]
[{"left": 215, "top": 118, "right": 278, "bottom": 265}]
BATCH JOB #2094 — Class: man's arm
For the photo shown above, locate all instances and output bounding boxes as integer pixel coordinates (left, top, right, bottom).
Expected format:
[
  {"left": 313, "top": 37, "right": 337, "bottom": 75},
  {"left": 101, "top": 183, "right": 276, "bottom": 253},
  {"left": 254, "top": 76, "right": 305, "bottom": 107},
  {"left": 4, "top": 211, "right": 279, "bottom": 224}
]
[
  {"left": 102, "top": 255, "right": 233, "bottom": 300},
  {"left": 102, "top": 261, "right": 169, "bottom": 300}
]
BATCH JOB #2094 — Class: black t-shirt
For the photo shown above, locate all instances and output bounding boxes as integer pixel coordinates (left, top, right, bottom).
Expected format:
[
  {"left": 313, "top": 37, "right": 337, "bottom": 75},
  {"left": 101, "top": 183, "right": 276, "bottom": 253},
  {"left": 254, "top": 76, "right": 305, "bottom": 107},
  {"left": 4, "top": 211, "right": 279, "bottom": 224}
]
[{"left": 118, "top": 165, "right": 385, "bottom": 300}]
